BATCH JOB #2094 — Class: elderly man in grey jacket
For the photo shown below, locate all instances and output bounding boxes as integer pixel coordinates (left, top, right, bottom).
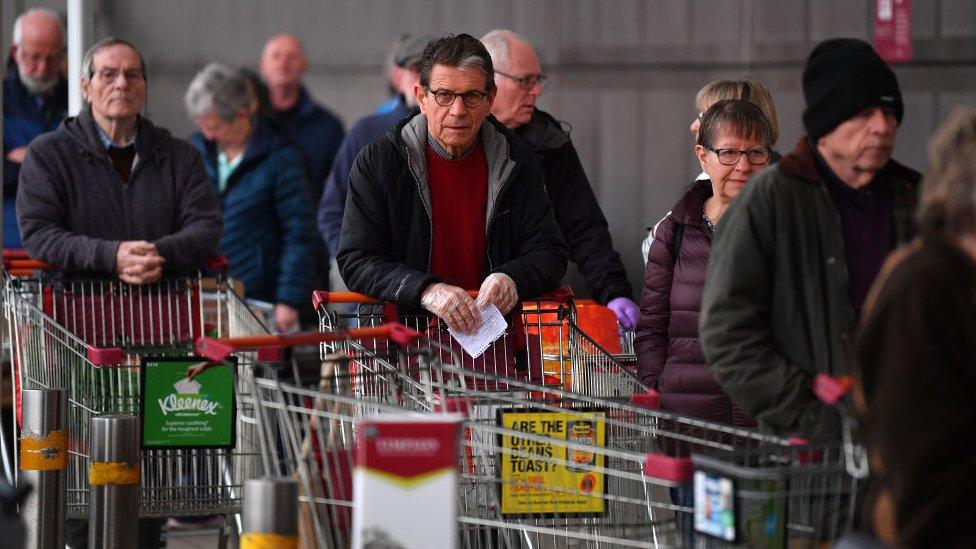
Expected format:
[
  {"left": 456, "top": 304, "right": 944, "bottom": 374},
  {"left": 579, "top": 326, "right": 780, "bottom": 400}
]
[{"left": 17, "top": 37, "right": 220, "bottom": 283}]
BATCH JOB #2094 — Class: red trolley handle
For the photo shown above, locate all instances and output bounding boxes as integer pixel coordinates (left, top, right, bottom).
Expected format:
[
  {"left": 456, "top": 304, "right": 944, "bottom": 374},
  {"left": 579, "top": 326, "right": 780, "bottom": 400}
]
[
  {"left": 194, "top": 322, "right": 422, "bottom": 363},
  {"left": 3, "top": 253, "right": 229, "bottom": 276},
  {"left": 311, "top": 284, "right": 575, "bottom": 310}
]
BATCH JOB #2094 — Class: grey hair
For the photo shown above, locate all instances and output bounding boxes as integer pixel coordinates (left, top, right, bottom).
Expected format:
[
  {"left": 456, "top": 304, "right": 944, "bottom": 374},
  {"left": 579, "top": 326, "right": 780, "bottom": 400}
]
[
  {"left": 480, "top": 29, "right": 527, "bottom": 71},
  {"left": 184, "top": 63, "right": 253, "bottom": 122},
  {"left": 419, "top": 33, "right": 495, "bottom": 93},
  {"left": 13, "top": 8, "right": 65, "bottom": 47},
  {"left": 81, "top": 37, "right": 147, "bottom": 81}
]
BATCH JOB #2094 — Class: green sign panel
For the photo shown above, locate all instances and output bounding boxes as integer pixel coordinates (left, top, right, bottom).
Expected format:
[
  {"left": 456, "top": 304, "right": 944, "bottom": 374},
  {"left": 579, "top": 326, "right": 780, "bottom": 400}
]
[{"left": 141, "top": 357, "right": 237, "bottom": 449}]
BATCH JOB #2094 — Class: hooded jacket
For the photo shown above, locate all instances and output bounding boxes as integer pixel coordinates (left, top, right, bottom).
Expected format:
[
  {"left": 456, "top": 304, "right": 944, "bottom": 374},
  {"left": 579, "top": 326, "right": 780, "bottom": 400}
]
[
  {"left": 190, "top": 119, "right": 314, "bottom": 308},
  {"left": 17, "top": 108, "right": 221, "bottom": 276},
  {"left": 515, "top": 109, "right": 632, "bottom": 304},
  {"left": 337, "top": 110, "right": 567, "bottom": 308}
]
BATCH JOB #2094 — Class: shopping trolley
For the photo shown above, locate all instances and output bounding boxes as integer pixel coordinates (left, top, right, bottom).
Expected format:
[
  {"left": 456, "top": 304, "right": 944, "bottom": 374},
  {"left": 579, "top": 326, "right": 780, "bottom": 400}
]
[
  {"left": 314, "top": 287, "right": 647, "bottom": 401},
  {"left": 197, "top": 325, "right": 812, "bottom": 548},
  {"left": 2, "top": 255, "right": 268, "bottom": 519}
]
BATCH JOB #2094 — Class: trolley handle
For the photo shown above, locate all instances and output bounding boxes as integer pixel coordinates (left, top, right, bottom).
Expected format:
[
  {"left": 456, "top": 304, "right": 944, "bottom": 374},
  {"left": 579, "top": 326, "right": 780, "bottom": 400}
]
[
  {"left": 813, "top": 374, "right": 853, "bottom": 406},
  {"left": 194, "top": 322, "right": 422, "bottom": 362},
  {"left": 3, "top": 252, "right": 229, "bottom": 275},
  {"left": 312, "top": 284, "right": 575, "bottom": 309}
]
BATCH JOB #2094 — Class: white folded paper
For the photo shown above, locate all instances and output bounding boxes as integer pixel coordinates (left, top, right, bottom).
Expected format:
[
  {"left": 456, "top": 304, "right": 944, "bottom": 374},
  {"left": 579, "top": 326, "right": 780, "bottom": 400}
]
[{"left": 448, "top": 303, "right": 508, "bottom": 358}]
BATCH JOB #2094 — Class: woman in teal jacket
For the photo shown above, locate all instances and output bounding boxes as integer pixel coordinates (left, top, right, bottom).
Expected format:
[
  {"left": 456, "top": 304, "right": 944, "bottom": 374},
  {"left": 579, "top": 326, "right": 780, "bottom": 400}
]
[{"left": 186, "top": 63, "right": 313, "bottom": 332}]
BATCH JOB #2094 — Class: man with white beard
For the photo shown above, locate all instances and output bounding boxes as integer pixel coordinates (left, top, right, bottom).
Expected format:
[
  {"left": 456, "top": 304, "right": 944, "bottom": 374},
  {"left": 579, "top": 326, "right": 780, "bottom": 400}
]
[{"left": 3, "top": 8, "right": 68, "bottom": 249}]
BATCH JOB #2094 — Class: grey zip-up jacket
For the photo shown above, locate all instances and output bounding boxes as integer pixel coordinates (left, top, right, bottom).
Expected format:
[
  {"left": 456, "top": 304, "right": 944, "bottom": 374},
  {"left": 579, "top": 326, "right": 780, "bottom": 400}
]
[
  {"left": 337, "top": 111, "right": 567, "bottom": 308},
  {"left": 17, "top": 108, "right": 221, "bottom": 275}
]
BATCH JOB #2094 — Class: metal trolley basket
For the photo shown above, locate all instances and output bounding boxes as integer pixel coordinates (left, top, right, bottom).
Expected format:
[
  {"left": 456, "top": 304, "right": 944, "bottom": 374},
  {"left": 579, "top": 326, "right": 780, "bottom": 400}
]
[
  {"left": 2, "top": 256, "right": 268, "bottom": 519},
  {"left": 195, "top": 320, "right": 843, "bottom": 549},
  {"left": 314, "top": 287, "right": 646, "bottom": 401}
]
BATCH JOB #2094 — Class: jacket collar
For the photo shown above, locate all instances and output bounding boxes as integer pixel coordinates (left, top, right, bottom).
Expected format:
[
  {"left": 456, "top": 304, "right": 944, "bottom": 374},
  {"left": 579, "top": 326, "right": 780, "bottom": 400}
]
[
  {"left": 671, "top": 179, "right": 714, "bottom": 227},
  {"left": 194, "top": 117, "right": 281, "bottom": 175},
  {"left": 69, "top": 107, "right": 166, "bottom": 162},
  {"left": 514, "top": 108, "right": 570, "bottom": 152},
  {"left": 4, "top": 67, "right": 68, "bottom": 113},
  {"left": 778, "top": 136, "right": 919, "bottom": 189}
]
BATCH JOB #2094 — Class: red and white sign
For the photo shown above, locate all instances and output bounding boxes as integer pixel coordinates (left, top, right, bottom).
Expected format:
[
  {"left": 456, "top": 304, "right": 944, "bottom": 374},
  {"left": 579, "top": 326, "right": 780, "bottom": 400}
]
[
  {"left": 875, "top": 0, "right": 912, "bottom": 63},
  {"left": 353, "top": 415, "right": 462, "bottom": 549}
]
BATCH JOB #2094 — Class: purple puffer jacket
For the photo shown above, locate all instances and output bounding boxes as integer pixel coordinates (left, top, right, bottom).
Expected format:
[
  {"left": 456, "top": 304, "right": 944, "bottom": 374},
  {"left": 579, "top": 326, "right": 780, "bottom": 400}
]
[{"left": 634, "top": 179, "right": 754, "bottom": 427}]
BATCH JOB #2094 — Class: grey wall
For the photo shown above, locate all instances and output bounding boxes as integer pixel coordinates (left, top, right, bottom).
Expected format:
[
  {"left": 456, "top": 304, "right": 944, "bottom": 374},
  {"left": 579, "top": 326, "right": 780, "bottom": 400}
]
[{"left": 4, "top": 0, "right": 976, "bottom": 297}]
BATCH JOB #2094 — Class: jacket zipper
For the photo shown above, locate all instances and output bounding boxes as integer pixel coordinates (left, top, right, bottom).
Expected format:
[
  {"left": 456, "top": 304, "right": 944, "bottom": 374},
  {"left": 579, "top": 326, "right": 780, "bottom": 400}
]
[{"left": 484, "top": 164, "right": 516, "bottom": 272}]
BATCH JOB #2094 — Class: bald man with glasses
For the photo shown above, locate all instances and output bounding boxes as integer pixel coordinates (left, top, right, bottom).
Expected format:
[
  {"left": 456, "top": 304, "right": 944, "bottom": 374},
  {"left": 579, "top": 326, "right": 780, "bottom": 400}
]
[{"left": 482, "top": 29, "right": 638, "bottom": 331}]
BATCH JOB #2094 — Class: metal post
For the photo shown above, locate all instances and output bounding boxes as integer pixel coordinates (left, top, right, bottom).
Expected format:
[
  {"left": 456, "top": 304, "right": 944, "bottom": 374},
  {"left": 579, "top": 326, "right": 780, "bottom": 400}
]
[
  {"left": 67, "top": 0, "right": 87, "bottom": 116},
  {"left": 241, "top": 477, "right": 298, "bottom": 548},
  {"left": 19, "top": 388, "right": 68, "bottom": 549},
  {"left": 88, "top": 414, "right": 140, "bottom": 549}
]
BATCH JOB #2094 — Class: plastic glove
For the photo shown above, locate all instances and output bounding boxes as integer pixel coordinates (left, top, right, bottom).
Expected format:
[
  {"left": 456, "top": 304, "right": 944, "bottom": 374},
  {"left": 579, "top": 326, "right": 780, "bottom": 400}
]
[
  {"left": 421, "top": 283, "right": 481, "bottom": 333},
  {"left": 478, "top": 273, "right": 518, "bottom": 315},
  {"left": 607, "top": 297, "right": 640, "bottom": 331}
]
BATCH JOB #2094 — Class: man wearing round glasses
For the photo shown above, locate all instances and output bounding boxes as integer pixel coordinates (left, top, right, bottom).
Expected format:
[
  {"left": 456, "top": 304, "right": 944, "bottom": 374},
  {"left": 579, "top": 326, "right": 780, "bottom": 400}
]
[
  {"left": 482, "top": 30, "right": 639, "bottom": 331},
  {"left": 337, "top": 33, "right": 566, "bottom": 335}
]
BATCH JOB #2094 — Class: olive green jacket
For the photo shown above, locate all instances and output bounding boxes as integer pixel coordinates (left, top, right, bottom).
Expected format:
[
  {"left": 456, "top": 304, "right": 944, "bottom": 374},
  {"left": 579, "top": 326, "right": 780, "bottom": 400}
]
[{"left": 699, "top": 137, "right": 920, "bottom": 442}]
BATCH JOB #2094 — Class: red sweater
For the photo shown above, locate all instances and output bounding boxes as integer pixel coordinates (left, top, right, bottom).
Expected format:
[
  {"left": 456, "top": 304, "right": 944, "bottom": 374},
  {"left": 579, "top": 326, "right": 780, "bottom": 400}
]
[{"left": 426, "top": 142, "right": 488, "bottom": 291}]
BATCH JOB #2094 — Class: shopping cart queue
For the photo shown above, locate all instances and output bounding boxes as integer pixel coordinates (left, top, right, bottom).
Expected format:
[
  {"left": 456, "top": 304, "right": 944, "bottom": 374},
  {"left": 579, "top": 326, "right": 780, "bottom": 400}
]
[{"left": 4, "top": 7, "right": 976, "bottom": 548}]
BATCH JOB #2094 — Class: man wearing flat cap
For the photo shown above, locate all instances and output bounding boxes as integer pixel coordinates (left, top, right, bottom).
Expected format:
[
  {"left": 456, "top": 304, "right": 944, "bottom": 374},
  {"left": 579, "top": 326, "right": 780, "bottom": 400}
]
[{"left": 699, "top": 38, "right": 920, "bottom": 442}]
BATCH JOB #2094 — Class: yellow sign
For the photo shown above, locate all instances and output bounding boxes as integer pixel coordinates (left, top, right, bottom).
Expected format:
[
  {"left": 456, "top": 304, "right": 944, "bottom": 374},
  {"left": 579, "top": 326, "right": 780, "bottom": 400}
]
[{"left": 498, "top": 409, "right": 606, "bottom": 516}]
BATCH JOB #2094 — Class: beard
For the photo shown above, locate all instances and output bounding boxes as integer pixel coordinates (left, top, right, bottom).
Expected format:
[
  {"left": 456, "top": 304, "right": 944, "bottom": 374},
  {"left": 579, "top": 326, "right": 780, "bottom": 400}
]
[{"left": 19, "top": 67, "right": 60, "bottom": 96}]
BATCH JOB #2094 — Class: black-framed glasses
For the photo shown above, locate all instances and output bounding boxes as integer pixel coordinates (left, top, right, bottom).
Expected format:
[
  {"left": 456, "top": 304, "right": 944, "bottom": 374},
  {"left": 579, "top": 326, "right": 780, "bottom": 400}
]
[
  {"left": 495, "top": 70, "right": 547, "bottom": 90},
  {"left": 426, "top": 87, "right": 489, "bottom": 108},
  {"left": 705, "top": 145, "right": 771, "bottom": 166}
]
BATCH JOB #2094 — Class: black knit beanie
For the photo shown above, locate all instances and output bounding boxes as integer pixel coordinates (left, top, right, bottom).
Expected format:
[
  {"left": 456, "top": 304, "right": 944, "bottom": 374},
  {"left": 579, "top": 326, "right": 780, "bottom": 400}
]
[{"left": 802, "top": 38, "right": 903, "bottom": 141}]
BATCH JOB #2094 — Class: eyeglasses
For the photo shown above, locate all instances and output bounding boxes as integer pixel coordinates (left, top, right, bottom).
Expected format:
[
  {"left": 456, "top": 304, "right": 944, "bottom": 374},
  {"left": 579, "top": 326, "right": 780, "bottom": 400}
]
[
  {"left": 93, "top": 68, "right": 145, "bottom": 83},
  {"left": 705, "top": 145, "right": 771, "bottom": 166},
  {"left": 426, "top": 87, "right": 490, "bottom": 108},
  {"left": 495, "top": 70, "right": 547, "bottom": 90}
]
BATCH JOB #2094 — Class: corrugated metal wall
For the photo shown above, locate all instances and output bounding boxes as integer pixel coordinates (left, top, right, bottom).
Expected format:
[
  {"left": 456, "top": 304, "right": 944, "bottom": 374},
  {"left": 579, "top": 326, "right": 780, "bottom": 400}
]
[{"left": 4, "top": 0, "right": 976, "bottom": 296}]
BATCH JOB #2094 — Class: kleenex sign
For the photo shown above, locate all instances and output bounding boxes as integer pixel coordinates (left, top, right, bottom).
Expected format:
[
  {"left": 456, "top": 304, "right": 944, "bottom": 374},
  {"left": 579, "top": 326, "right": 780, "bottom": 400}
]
[{"left": 141, "top": 357, "right": 237, "bottom": 449}]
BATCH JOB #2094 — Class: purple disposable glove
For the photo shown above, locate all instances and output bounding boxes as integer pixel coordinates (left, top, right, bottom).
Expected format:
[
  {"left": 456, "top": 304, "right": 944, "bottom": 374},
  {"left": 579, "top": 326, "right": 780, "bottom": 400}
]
[{"left": 607, "top": 297, "right": 640, "bottom": 331}]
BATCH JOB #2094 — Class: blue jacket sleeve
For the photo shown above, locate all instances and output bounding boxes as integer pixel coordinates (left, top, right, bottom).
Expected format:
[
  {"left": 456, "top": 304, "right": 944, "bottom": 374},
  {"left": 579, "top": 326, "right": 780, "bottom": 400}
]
[
  {"left": 272, "top": 149, "right": 315, "bottom": 308},
  {"left": 319, "top": 134, "right": 359, "bottom": 257}
]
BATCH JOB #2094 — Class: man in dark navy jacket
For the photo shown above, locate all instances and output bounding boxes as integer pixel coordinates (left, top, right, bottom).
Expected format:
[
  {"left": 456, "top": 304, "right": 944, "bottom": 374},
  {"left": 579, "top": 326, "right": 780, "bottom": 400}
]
[{"left": 3, "top": 8, "right": 68, "bottom": 249}]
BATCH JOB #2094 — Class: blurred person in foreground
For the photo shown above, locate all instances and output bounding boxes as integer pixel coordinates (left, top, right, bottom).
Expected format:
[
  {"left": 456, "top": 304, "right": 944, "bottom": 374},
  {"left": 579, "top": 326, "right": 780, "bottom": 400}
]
[
  {"left": 4, "top": 8, "right": 68, "bottom": 249},
  {"left": 318, "top": 34, "right": 429, "bottom": 259},
  {"left": 337, "top": 33, "right": 566, "bottom": 333},
  {"left": 643, "top": 76, "right": 780, "bottom": 262},
  {"left": 186, "top": 63, "right": 313, "bottom": 333},
  {"left": 699, "top": 38, "right": 920, "bottom": 442},
  {"left": 482, "top": 29, "right": 638, "bottom": 330},
  {"left": 842, "top": 108, "right": 976, "bottom": 549},
  {"left": 17, "top": 38, "right": 221, "bottom": 547},
  {"left": 635, "top": 100, "right": 773, "bottom": 427}
]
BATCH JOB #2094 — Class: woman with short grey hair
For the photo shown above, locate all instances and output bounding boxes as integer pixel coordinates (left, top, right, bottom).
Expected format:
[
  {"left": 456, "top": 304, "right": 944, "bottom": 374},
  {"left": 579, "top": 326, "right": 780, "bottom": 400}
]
[{"left": 186, "top": 63, "right": 313, "bottom": 333}]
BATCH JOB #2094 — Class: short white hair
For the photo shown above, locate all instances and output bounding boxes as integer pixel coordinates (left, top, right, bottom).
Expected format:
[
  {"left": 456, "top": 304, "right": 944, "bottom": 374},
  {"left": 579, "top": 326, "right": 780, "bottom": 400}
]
[
  {"left": 12, "top": 8, "right": 65, "bottom": 47},
  {"left": 481, "top": 29, "right": 528, "bottom": 71}
]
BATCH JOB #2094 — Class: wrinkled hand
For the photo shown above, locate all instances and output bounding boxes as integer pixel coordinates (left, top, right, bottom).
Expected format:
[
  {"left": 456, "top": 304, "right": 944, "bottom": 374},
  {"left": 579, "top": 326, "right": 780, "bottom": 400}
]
[
  {"left": 421, "top": 283, "right": 481, "bottom": 333},
  {"left": 5, "top": 146, "right": 27, "bottom": 164},
  {"left": 607, "top": 297, "right": 640, "bottom": 331},
  {"left": 116, "top": 240, "right": 164, "bottom": 285},
  {"left": 477, "top": 273, "right": 518, "bottom": 315},
  {"left": 274, "top": 304, "right": 300, "bottom": 333}
]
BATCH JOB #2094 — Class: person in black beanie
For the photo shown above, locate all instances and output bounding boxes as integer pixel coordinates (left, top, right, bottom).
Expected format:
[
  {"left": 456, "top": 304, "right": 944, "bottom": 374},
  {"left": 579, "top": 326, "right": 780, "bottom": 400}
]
[{"left": 698, "top": 37, "right": 921, "bottom": 443}]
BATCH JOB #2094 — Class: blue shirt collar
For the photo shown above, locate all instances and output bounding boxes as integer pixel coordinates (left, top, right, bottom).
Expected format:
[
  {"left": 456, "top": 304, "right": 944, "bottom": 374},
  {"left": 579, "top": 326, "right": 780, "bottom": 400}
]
[{"left": 95, "top": 121, "right": 137, "bottom": 150}]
